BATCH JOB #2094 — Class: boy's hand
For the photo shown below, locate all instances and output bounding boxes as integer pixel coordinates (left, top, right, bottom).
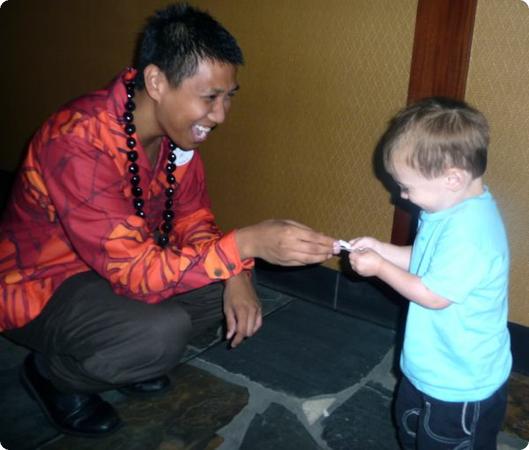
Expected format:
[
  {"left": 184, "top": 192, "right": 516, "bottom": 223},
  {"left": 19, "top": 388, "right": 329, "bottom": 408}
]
[
  {"left": 348, "top": 236, "right": 382, "bottom": 254},
  {"left": 349, "top": 248, "right": 384, "bottom": 277}
]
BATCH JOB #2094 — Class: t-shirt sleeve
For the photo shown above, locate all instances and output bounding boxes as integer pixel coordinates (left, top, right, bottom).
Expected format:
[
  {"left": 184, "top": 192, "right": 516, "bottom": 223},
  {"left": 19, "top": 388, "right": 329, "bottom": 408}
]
[{"left": 420, "top": 223, "right": 495, "bottom": 304}]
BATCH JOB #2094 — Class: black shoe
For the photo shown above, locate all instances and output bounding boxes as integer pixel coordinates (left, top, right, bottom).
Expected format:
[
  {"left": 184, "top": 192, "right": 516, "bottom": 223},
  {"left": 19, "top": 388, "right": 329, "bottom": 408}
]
[
  {"left": 118, "top": 375, "right": 171, "bottom": 397},
  {"left": 21, "top": 354, "right": 123, "bottom": 437}
]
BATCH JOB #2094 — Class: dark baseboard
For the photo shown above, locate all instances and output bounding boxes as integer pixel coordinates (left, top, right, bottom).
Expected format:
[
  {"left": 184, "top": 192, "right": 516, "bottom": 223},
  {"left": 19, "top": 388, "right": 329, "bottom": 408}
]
[{"left": 255, "top": 260, "right": 529, "bottom": 376}]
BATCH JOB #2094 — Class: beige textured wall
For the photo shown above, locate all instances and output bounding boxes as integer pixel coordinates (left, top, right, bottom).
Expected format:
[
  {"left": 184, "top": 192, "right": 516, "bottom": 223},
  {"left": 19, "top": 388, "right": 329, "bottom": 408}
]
[
  {"left": 466, "top": 0, "right": 529, "bottom": 327},
  {"left": 0, "top": 0, "right": 416, "bottom": 265},
  {"left": 0, "top": 0, "right": 169, "bottom": 170},
  {"left": 194, "top": 0, "right": 417, "bottom": 270},
  {"left": 5, "top": 2, "right": 524, "bottom": 326}
]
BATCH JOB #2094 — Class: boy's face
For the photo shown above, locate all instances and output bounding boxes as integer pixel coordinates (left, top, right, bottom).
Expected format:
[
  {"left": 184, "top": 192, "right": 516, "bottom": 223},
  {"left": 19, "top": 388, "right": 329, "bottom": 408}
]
[
  {"left": 391, "top": 153, "right": 449, "bottom": 213},
  {"left": 155, "top": 59, "right": 239, "bottom": 150}
]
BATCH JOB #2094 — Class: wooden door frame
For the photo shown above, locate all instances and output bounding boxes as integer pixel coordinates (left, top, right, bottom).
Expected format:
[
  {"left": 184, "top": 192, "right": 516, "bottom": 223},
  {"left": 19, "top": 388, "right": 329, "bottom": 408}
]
[{"left": 390, "top": 0, "right": 478, "bottom": 245}]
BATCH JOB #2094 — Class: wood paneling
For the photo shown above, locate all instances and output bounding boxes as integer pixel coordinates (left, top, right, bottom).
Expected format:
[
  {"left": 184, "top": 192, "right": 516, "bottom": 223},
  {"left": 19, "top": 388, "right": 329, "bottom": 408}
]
[{"left": 390, "top": 0, "right": 478, "bottom": 245}]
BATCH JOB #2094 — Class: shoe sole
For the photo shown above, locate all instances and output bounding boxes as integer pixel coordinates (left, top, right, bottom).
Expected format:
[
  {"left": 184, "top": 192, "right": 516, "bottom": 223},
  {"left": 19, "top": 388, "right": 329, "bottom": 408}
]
[{"left": 20, "top": 365, "right": 124, "bottom": 438}]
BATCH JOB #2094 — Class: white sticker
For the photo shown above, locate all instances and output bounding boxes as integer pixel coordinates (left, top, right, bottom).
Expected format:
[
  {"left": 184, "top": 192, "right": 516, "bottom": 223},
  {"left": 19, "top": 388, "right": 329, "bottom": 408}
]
[{"left": 338, "top": 240, "right": 352, "bottom": 252}]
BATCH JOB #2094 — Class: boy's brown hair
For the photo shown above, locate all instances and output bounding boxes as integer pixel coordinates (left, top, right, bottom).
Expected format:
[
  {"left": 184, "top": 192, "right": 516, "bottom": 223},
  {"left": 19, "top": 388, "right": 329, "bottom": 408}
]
[{"left": 382, "top": 97, "right": 489, "bottom": 179}]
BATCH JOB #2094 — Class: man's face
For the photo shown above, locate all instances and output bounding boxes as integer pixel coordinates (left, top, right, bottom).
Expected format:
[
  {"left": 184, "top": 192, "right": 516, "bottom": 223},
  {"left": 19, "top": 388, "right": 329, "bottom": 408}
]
[{"left": 156, "top": 60, "right": 239, "bottom": 150}]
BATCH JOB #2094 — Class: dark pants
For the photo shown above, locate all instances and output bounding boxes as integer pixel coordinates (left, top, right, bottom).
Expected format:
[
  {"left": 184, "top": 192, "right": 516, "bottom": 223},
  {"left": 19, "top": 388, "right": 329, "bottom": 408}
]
[
  {"left": 4, "top": 271, "right": 224, "bottom": 393},
  {"left": 395, "top": 375, "right": 508, "bottom": 450}
]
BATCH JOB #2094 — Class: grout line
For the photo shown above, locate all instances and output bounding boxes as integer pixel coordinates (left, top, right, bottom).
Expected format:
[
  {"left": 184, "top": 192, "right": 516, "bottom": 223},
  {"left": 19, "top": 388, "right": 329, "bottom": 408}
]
[
  {"left": 332, "top": 271, "right": 340, "bottom": 310},
  {"left": 191, "top": 345, "right": 398, "bottom": 450}
]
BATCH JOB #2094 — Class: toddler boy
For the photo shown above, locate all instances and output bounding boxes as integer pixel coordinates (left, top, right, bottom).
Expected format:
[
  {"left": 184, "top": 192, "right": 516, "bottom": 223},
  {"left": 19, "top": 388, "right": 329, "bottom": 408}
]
[{"left": 348, "top": 97, "right": 511, "bottom": 450}]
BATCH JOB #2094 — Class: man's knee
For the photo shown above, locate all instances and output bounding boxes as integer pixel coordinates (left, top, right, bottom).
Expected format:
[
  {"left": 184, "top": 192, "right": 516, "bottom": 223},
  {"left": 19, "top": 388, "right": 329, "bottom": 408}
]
[{"left": 119, "top": 304, "right": 193, "bottom": 372}]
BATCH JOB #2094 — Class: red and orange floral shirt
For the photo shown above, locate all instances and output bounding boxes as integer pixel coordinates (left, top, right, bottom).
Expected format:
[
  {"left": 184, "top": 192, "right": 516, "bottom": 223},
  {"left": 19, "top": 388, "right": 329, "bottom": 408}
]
[{"left": 0, "top": 69, "right": 253, "bottom": 331}]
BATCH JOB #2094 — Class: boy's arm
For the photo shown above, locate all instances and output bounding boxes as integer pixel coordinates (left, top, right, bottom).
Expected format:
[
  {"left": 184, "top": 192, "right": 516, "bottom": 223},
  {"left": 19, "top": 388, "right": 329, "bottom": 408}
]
[
  {"left": 349, "top": 249, "right": 451, "bottom": 309},
  {"left": 349, "top": 237, "right": 412, "bottom": 270}
]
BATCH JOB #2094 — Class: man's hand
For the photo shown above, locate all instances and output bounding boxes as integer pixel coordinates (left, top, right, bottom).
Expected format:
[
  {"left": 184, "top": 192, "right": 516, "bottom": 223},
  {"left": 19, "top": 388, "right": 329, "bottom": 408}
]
[
  {"left": 236, "top": 219, "right": 336, "bottom": 266},
  {"left": 223, "top": 272, "right": 262, "bottom": 348}
]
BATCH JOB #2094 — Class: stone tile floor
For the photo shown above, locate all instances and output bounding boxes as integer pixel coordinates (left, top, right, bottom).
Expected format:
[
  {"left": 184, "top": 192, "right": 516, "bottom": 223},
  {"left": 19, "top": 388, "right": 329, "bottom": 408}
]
[{"left": 0, "top": 284, "right": 528, "bottom": 450}]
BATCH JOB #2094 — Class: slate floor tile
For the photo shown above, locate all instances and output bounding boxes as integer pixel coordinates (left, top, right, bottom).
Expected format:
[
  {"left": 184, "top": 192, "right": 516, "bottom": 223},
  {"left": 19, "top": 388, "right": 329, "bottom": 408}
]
[
  {"left": 200, "top": 299, "right": 396, "bottom": 397},
  {"left": 180, "top": 284, "right": 295, "bottom": 362},
  {"left": 41, "top": 364, "right": 249, "bottom": 450},
  {"left": 255, "top": 262, "right": 338, "bottom": 309},
  {"left": 336, "top": 274, "right": 406, "bottom": 330},
  {"left": 0, "top": 366, "right": 59, "bottom": 450},
  {"left": 240, "top": 403, "right": 321, "bottom": 450},
  {"left": 504, "top": 371, "right": 529, "bottom": 441},
  {"left": 322, "top": 385, "right": 400, "bottom": 450}
]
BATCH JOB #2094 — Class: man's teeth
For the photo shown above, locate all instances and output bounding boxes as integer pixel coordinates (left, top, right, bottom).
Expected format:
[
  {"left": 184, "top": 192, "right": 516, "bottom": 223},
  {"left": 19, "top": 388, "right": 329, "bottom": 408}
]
[{"left": 195, "top": 125, "right": 211, "bottom": 138}]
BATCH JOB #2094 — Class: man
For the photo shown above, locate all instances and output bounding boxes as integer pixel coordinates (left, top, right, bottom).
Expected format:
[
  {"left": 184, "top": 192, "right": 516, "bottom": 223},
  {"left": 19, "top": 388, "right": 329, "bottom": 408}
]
[{"left": 0, "top": 3, "right": 337, "bottom": 437}]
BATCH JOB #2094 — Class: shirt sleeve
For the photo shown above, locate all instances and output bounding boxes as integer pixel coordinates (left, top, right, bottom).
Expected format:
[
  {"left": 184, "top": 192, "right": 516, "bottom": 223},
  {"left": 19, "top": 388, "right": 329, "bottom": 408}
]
[
  {"left": 420, "top": 220, "right": 495, "bottom": 304},
  {"left": 40, "top": 134, "right": 253, "bottom": 303}
]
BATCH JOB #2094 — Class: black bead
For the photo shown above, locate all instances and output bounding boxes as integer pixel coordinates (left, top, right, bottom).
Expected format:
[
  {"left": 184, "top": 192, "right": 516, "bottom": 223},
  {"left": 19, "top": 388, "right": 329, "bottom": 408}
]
[
  {"left": 124, "top": 123, "right": 136, "bottom": 135},
  {"left": 165, "top": 187, "right": 175, "bottom": 197},
  {"left": 123, "top": 111, "right": 134, "bottom": 123},
  {"left": 135, "top": 209, "right": 146, "bottom": 218},
  {"left": 130, "top": 175, "right": 141, "bottom": 186},
  {"left": 128, "top": 163, "right": 139, "bottom": 174},
  {"left": 167, "top": 174, "right": 176, "bottom": 184},
  {"left": 127, "top": 138, "right": 136, "bottom": 149},
  {"left": 127, "top": 150, "right": 138, "bottom": 162},
  {"left": 126, "top": 90, "right": 135, "bottom": 100},
  {"left": 167, "top": 152, "right": 176, "bottom": 162},
  {"left": 169, "top": 141, "right": 177, "bottom": 150},
  {"left": 125, "top": 100, "right": 135, "bottom": 112},
  {"left": 165, "top": 199, "right": 173, "bottom": 209},
  {"left": 125, "top": 80, "right": 136, "bottom": 88},
  {"left": 166, "top": 163, "right": 176, "bottom": 173},
  {"left": 133, "top": 198, "right": 144, "bottom": 208},
  {"left": 132, "top": 186, "right": 143, "bottom": 197},
  {"left": 161, "top": 221, "right": 172, "bottom": 233},
  {"left": 163, "top": 210, "right": 174, "bottom": 221},
  {"left": 158, "top": 234, "right": 169, "bottom": 247}
]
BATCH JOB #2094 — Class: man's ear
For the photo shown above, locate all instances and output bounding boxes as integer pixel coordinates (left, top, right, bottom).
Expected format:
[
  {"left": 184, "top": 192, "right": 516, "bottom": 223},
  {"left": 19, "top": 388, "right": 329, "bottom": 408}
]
[
  {"left": 445, "top": 168, "right": 467, "bottom": 191},
  {"left": 143, "top": 64, "right": 168, "bottom": 103}
]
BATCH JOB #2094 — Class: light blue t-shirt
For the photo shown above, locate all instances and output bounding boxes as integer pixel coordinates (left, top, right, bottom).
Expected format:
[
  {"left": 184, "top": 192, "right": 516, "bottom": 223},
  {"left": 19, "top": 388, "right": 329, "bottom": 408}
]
[{"left": 401, "top": 188, "right": 512, "bottom": 402}]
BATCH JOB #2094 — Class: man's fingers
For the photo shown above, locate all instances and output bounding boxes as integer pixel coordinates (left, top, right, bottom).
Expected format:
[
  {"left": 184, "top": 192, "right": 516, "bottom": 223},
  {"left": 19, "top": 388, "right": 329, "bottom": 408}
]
[
  {"left": 225, "top": 310, "right": 236, "bottom": 340},
  {"left": 231, "top": 332, "right": 244, "bottom": 348},
  {"left": 227, "top": 304, "right": 263, "bottom": 348},
  {"left": 253, "top": 312, "right": 263, "bottom": 334}
]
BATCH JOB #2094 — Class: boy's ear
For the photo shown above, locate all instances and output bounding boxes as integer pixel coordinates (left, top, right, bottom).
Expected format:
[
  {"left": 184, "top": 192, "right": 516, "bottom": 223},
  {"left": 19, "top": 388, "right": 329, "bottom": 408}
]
[
  {"left": 143, "top": 64, "right": 168, "bottom": 103},
  {"left": 445, "top": 168, "right": 466, "bottom": 191}
]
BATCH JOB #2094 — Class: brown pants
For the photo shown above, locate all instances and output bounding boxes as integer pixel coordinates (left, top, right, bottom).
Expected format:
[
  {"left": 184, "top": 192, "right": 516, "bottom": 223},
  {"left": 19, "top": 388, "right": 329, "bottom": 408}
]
[{"left": 4, "top": 271, "right": 224, "bottom": 393}]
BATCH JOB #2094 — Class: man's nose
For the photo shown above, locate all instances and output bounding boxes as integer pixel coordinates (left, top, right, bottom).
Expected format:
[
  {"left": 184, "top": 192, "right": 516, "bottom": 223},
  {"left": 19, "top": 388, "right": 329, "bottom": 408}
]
[{"left": 208, "top": 99, "right": 227, "bottom": 124}]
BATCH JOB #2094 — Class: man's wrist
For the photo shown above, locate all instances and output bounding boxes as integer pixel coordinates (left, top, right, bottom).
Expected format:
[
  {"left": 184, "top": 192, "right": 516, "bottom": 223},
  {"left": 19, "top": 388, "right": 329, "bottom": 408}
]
[{"left": 235, "top": 226, "right": 255, "bottom": 260}]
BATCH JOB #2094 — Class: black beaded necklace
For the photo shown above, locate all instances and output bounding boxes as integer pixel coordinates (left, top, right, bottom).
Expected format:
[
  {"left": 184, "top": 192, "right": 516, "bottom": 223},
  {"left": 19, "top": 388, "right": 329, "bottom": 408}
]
[{"left": 122, "top": 74, "right": 177, "bottom": 248}]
